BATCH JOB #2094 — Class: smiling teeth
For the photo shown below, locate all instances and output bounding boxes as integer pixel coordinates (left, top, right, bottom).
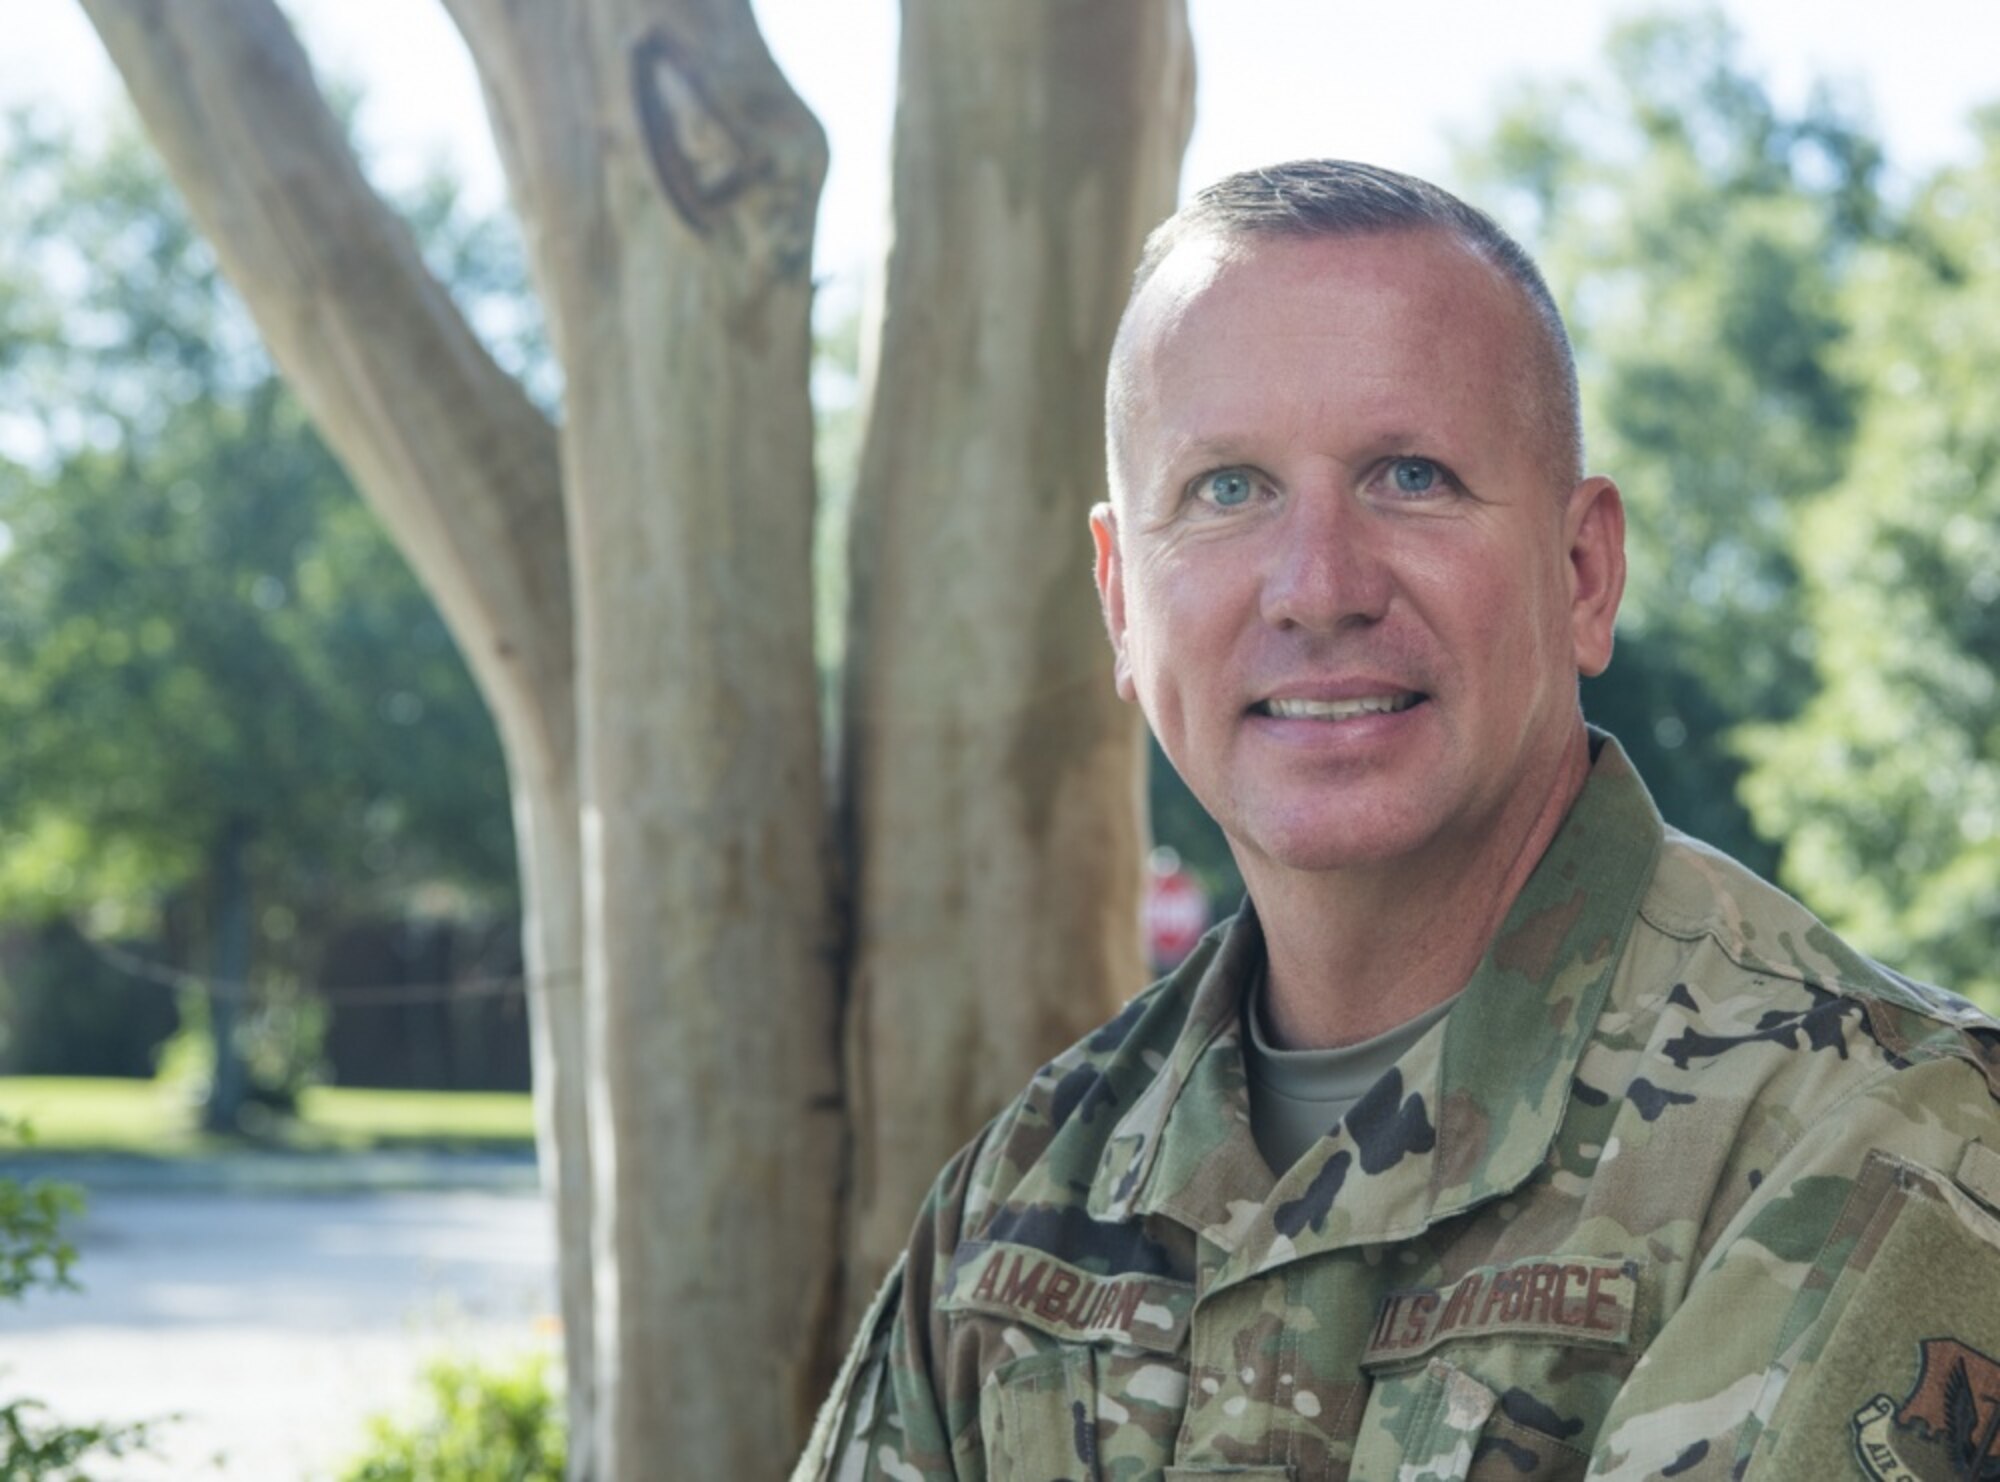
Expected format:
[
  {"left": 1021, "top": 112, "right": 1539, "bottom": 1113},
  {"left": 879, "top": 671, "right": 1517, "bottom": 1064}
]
[{"left": 1265, "top": 694, "right": 1419, "bottom": 720}]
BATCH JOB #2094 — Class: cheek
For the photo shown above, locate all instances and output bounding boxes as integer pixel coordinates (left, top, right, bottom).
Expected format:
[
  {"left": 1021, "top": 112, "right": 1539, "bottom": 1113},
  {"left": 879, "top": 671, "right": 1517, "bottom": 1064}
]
[
  {"left": 1122, "top": 574, "right": 1220, "bottom": 729},
  {"left": 1124, "top": 555, "right": 1195, "bottom": 663},
  {"left": 1113, "top": 575, "right": 1168, "bottom": 701},
  {"left": 1411, "top": 543, "right": 1566, "bottom": 693},
  {"left": 1492, "top": 550, "right": 1581, "bottom": 695}
]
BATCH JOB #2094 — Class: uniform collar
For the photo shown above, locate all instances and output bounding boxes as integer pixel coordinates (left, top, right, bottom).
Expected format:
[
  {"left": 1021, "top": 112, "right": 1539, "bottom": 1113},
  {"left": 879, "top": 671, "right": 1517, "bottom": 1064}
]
[{"left": 1087, "top": 733, "right": 1664, "bottom": 1284}]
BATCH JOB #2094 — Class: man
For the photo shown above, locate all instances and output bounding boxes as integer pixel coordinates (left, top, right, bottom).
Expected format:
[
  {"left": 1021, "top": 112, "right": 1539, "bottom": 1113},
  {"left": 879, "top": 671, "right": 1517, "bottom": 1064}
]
[{"left": 795, "top": 162, "right": 2000, "bottom": 1481}]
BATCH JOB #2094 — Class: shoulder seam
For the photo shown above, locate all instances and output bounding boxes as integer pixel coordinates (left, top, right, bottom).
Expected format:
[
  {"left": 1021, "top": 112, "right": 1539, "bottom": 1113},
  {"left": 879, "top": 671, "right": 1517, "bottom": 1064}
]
[
  {"left": 1636, "top": 900, "right": 1841, "bottom": 996},
  {"left": 1636, "top": 897, "right": 1979, "bottom": 1043}
]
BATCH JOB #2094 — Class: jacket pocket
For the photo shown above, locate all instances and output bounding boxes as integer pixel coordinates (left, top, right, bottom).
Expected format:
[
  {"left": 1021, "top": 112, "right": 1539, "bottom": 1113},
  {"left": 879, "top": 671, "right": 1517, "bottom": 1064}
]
[
  {"left": 1350, "top": 1358, "right": 1587, "bottom": 1482},
  {"left": 979, "top": 1348, "right": 1099, "bottom": 1482},
  {"left": 944, "top": 1240, "right": 1199, "bottom": 1478}
]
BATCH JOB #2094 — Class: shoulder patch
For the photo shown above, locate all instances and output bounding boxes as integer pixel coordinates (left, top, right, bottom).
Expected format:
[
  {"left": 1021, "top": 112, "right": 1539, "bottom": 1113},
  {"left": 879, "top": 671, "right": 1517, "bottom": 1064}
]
[
  {"left": 1754, "top": 1152, "right": 2000, "bottom": 1475},
  {"left": 1960, "top": 1142, "right": 2000, "bottom": 1217},
  {"left": 1853, "top": 1338, "right": 2000, "bottom": 1480}
]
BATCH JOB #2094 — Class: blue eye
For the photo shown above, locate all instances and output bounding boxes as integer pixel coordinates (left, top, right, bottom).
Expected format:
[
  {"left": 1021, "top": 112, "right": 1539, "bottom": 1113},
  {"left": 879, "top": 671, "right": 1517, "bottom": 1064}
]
[
  {"left": 1199, "top": 470, "right": 1255, "bottom": 507},
  {"left": 1391, "top": 458, "right": 1440, "bottom": 494}
]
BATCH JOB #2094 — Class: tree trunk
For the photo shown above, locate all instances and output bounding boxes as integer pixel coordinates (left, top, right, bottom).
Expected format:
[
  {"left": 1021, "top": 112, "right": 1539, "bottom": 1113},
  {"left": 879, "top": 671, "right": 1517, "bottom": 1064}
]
[
  {"left": 201, "top": 817, "right": 253, "bottom": 1134},
  {"left": 837, "top": 0, "right": 1197, "bottom": 1318},
  {"left": 441, "top": 3, "right": 841, "bottom": 1473},
  {"left": 509, "top": 749, "right": 595, "bottom": 1480}
]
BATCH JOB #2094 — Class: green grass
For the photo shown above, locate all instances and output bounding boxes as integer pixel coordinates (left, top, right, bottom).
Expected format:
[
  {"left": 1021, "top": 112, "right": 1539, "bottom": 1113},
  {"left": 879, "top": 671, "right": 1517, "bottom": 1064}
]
[
  {"left": 299, "top": 1085, "right": 536, "bottom": 1149},
  {"left": 0, "top": 1076, "right": 534, "bottom": 1158}
]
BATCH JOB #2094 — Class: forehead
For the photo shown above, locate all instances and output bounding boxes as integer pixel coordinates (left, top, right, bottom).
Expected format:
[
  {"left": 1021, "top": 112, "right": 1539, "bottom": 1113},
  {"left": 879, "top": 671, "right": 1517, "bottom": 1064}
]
[{"left": 1111, "top": 229, "right": 1543, "bottom": 484}]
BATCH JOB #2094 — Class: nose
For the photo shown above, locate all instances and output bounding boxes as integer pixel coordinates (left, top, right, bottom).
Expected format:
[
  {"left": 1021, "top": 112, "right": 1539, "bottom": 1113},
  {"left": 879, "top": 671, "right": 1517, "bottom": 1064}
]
[{"left": 1259, "top": 486, "right": 1393, "bottom": 633}]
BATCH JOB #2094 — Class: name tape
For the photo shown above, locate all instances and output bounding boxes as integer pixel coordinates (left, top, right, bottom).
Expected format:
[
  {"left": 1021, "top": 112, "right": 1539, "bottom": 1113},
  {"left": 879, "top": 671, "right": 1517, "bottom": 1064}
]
[{"left": 939, "top": 1240, "right": 1193, "bottom": 1355}]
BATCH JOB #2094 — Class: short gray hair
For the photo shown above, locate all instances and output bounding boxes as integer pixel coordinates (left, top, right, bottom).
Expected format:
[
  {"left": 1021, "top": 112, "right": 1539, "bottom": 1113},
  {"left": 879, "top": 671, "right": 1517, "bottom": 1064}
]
[{"left": 1122, "top": 160, "right": 1583, "bottom": 484}]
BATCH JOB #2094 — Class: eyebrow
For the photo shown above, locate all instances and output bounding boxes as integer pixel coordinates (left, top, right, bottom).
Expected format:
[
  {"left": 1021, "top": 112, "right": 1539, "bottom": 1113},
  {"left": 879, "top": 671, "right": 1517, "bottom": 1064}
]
[
  {"left": 1152, "top": 426, "right": 1443, "bottom": 480},
  {"left": 1148, "top": 433, "right": 1259, "bottom": 478}
]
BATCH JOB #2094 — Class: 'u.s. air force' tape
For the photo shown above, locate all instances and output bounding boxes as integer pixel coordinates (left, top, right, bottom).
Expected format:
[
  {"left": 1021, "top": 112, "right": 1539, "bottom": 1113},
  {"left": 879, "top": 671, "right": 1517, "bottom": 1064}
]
[{"left": 1362, "top": 1255, "right": 1643, "bottom": 1369}]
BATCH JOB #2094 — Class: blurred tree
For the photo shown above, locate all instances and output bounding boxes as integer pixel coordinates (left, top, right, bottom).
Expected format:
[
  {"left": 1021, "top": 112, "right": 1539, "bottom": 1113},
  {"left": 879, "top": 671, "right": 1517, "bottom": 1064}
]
[
  {"left": 1458, "top": 9, "right": 1884, "bottom": 872},
  {"left": 0, "top": 118, "right": 516, "bottom": 1126},
  {"left": 1740, "top": 111, "right": 2000, "bottom": 1007},
  {"left": 0, "top": 919, "right": 176, "bottom": 1079}
]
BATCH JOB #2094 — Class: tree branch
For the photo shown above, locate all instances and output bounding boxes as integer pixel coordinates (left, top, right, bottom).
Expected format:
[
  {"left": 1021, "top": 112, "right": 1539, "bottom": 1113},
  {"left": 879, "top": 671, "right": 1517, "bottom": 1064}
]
[{"left": 79, "top": 0, "right": 572, "bottom": 768}]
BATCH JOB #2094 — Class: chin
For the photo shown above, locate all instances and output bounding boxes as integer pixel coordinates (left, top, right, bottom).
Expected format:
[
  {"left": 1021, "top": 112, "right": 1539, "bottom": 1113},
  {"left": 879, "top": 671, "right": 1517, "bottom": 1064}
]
[{"left": 1228, "top": 799, "right": 1446, "bottom": 876}]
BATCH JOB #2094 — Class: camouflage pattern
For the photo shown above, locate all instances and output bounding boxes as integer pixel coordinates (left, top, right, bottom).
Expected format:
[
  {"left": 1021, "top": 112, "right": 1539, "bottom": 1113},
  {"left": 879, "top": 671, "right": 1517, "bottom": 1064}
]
[{"left": 794, "top": 736, "right": 2000, "bottom": 1480}]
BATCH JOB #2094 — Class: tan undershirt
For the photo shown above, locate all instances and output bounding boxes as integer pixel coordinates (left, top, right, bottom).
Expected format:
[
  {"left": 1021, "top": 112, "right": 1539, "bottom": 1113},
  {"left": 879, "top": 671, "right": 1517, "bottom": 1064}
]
[{"left": 1243, "top": 974, "right": 1459, "bottom": 1175}]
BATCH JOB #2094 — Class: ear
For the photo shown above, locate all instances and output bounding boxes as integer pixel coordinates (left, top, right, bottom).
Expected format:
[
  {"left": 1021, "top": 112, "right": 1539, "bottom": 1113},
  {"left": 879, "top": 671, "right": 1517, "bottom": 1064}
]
[
  {"left": 1563, "top": 476, "right": 1626, "bottom": 678},
  {"left": 1089, "top": 502, "right": 1137, "bottom": 702}
]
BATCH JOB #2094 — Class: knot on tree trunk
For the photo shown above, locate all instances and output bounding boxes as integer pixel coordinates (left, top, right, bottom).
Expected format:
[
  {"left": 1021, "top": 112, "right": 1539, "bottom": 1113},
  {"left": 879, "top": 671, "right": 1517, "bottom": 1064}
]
[
  {"left": 628, "top": 24, "right": 822, "bottom": 282},
  {"left": 630, "top": 26, "right": 757, "bottom": 235}
]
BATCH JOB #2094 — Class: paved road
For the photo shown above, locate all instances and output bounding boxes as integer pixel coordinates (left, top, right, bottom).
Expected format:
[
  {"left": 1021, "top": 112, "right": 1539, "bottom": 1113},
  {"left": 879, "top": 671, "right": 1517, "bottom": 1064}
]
[{"left": 0, "top": 1184, "right": 556, "bottom": 1480}]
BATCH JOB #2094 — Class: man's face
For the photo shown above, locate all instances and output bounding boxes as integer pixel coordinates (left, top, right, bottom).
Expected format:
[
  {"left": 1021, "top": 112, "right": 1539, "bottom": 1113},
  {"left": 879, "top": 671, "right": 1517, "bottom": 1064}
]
[{"left": 1093, "top": 229, "right": 1623, "bottom": 880}]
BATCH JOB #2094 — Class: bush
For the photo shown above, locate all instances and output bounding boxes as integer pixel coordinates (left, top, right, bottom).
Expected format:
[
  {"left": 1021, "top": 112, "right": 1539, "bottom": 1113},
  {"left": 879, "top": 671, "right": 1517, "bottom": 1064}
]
[
  {"left": 0, "top": 1119, "right": 164, "bottom": 1479},
  {"left": 0, "top": 1400, "right": 163, "bottom": 1480},
  {"left": 338, "top": 1354, "right": 563, "bottom": 1482}
]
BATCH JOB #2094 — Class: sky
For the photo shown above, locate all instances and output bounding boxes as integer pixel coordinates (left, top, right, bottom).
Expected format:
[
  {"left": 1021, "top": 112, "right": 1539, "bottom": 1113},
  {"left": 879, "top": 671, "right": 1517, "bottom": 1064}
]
[{"left": 7, "top": 0, "right": 1996, "bottom": 302}]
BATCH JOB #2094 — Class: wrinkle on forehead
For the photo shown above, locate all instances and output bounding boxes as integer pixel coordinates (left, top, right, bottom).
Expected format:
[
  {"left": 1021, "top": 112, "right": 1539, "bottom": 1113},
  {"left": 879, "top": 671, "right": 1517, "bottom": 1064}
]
[
  {"left": 1106, "top": 229, "right": 1569, "bottom": 513},
  {"left": 1106, "top": 237, "right": 1240, "bottom": 504}
]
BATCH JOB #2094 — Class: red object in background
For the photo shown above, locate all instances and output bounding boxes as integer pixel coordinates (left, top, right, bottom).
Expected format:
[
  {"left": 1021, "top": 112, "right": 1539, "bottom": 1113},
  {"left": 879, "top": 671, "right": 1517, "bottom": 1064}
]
[{"left": 1145, "top": 847, "right": 1210, "bottom": 971}]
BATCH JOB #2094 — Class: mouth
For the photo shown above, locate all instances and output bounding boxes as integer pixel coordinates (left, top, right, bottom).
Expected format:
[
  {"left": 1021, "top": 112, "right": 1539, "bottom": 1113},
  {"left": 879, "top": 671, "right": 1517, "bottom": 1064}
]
[{"left": 1251, "top": 692, "right": 1426, "bottom": 720}]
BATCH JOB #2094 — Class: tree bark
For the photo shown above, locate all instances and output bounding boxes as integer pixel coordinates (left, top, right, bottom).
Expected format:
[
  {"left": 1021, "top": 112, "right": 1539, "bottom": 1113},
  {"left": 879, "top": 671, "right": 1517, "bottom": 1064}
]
[
  {"left": 837, "top": 0, "right": 1197, "bottom": 1317},
  {"left": 508, "top": 747, "right": 596, "bottom": 1480},
  {"left": 443, "top": 2, "right": 841, "bottom": 1474},
  {"left": 75, "top": 1, "right": 597, "bottom": 1470}
]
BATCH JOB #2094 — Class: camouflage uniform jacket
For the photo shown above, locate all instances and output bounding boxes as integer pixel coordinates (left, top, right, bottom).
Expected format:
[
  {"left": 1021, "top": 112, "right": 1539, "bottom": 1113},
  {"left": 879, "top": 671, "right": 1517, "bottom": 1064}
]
[{"left": 796, "top": 737, "right": 2000, "bottom": 1481}]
